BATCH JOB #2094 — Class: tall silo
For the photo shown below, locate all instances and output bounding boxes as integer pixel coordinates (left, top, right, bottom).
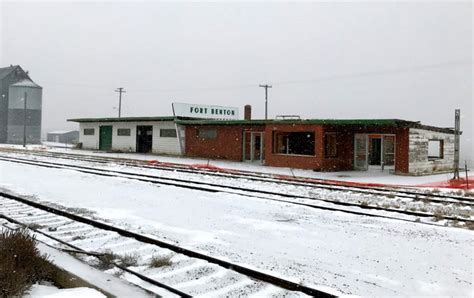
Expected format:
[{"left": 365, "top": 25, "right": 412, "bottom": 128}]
[
  {"left": 0, "top": 65, "right": 30, "bottom": 143},
  {"left": 7, "top": 79, "right": 43, "bottom": 144}
]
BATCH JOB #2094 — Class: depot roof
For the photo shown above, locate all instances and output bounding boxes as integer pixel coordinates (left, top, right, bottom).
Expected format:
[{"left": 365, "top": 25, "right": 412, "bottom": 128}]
[
  {"left": 68, "top": 116, "right": 177, "bottom": 123},
  {"left": 176, "top": 118, "right": 404, "bottom": 126},
  {"left": 67, "top": 117, "right": 456, "bottom": 134}
]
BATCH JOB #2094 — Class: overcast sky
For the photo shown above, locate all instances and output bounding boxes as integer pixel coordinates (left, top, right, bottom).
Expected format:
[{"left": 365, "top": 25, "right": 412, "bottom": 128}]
[{"left": 1, "top": 1, "right": 472, "bottom": 162}]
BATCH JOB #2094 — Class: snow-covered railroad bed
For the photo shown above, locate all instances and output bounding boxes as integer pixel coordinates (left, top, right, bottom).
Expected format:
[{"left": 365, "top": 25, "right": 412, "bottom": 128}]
[
  {"left": 2, "top": 148, "right": 472, "bottom": 202},
  {"left": 0, "top": 157, "right": 472, "bottom": 295},
  {"left": 0, "top": 153, "right": 473, "bottom": 228},
  {"left": 0, "top": 193, "right": 330, "bottom": 297}
]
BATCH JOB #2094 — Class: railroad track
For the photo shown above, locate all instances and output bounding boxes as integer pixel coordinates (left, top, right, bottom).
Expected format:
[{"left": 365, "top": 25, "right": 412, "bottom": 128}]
[
  {"left": 1, "top": 147, "right": 472, "bottom": 204},
  {"left": 0, "top": 154, "right": 473, "bottom": 227},
  {"left": 0, "top": 192, "right": 333, "bottom": 297}
]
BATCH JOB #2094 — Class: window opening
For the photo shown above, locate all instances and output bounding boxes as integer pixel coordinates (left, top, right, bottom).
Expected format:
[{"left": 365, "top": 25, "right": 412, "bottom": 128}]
[
  {"left": 273, "top": 131, "right": 315, "bottom": 156},
  {"left": 160, "top": 129, "right": 177, "bottom": 138},
  {"left": 117, "top": 128, "right": 131, "bottom": 136},
  {"left": 197, "top": 129, "right": 217, "bottom": 139},
  {"left": 83, "top": 128, "right": 94, "bottom": 135},
  {"left": 428, "top": 139, "right": 444, "bottom": 159}
]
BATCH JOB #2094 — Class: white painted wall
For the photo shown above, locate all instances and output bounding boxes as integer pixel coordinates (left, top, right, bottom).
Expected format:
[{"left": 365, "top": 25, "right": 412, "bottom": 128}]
[
  {"left": 79, "top": 123, "right": 99, "bottom": 150},
  {"left": 112, "top": 124, "right": 136, "bottom": 152},
  {"left": 152, "top": 122, "right": 182, "bottom": 155},
  {"left": 408, "top": 128, "right": 455, "bottom": 175},
  {"left": 77, "top": 121, "right": 182, "bottom": 155}
]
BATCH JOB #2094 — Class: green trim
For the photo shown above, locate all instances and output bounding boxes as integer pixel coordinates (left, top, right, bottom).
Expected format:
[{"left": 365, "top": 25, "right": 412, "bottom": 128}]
[
  {"left": 176, "top": 119, "right": 406, "bottom": 126},
  {"left": 177, "top": 119, "right": 269, "bottom": 125},
  {"left": 68, "top": 116, "right": 177, "bottom": 123},
  {"left": 69, "top": 117, "right": 406, "bottom": 126},
  {"left": 67, "top": 116, "right": 455, "bottom": 134}
]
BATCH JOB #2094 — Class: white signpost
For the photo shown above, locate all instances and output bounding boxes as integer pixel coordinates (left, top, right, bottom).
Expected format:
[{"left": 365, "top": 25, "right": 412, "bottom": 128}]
[{"left": 172, "top": 102, "right": 239, "bottom": 120}]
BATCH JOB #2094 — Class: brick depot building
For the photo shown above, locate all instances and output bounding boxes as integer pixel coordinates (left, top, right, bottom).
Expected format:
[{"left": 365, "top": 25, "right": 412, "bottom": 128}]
[
  {"left": 180, "top": 118, "right": 455, "bottom": 175},
  {"left": 70, "top": 117, "right": 456, "bottom": 176}
]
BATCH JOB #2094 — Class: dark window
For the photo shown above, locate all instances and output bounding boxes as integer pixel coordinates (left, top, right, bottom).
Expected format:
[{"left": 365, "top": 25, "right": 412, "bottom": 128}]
[
  {"left": 83, "top": 128, "right": 94, "bottom": 135},
  {"left": 117, "top": 128, "right": 131, "bottom": 136},
  {"left": 160, "top": 129, "right": 177, "bottom": 138},
  {"left": 197, "top": 129, "right": 217, "bottom": 139},
  {"left": 428, "top": 139, "right": 444, "bottom": 159},
  {"left": 273, "top": 131, "right": 315, "bottom": 156},
  {"left": 325, "top": 133, "right": 337, "bottom": 158}
]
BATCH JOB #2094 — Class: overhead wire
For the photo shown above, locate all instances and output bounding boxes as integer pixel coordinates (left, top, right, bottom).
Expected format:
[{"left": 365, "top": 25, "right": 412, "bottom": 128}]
[{"left": 39, "top": 59, "right": 472, "bottom": 94}]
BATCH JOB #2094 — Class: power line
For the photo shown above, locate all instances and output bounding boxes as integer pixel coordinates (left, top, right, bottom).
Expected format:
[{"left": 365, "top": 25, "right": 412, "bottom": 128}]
[
  {"left": 127, "top": 84, "right": 257, "bottom": 93},
  {"left": 271, "top": 59, "right": 472, "bottom": 86},
  {"left": 39, "top": 59, "right": 472, "bottom": 93}
]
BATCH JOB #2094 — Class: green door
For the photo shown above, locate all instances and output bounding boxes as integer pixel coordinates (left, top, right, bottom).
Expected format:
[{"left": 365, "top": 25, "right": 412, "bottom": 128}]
[{"left": 99, "top": 126, "right": 113, "bottom": 151}]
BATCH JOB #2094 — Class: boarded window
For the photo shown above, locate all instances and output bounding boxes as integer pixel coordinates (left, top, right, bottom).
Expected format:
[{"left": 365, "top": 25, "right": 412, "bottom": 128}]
[
  {"left": 197, "top": 129, "right": 217, "bottom": 139},
  {"left": 83, "top": 128, "right": 94, "bottom": 135},
  {"left": 325, "top": 133, "right": 337, "bottom": 158},
  {"left": 117, "top": 128, "right": 131, "bottom": 136},
  {"left": 160, "top": 129, "right": 177, "bottom": 138},
  {"left": 273, "top": 131, "right": 315, "bottom": 155},
  {"left": 428, "top": 139, "right": 444, "bottom": 159}
]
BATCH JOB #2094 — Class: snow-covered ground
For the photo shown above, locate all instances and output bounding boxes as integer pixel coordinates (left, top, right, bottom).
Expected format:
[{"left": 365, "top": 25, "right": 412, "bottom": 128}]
[
  {"left": 3, "top": 151, "right": 472, "bottom": 223},
  {"left": 0, "top": 220, "right": 156, "bottom": 297},
  {"left": 2, "top": 144, "right": 469, "bottom": 187},
  {"left": 0, "top": 157, "right": 472, "bottom": 296},
  {"left": 25, "top": 284, "right": 105, "bottom": 298},
  {"left": 34, "top": 242, "right": 155, "bottom": 297},
  {"left": 41, "top": 142, "right": 75, "bottom": 149}
]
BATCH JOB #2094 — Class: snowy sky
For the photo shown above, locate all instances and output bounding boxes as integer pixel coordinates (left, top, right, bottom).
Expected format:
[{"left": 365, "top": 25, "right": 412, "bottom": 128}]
[{"left": 0, "top": 1, "right": 472, "bottom": 162}]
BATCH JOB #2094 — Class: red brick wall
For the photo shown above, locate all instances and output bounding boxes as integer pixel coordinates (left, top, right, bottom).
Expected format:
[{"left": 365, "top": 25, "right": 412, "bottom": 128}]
[
  {"left": 320, "top": 130, "right": 354, "bottom": 171},
  {"left": 264, "top": 124, "right": 324, "bottom": 169},
  {"left": 264, "top": 124, "right": 410, "bottom": 173},
  {"left": 395, "top": 128, "right": 409, "bottom": 173},
  {"left": 185, "top": 125, "right": 264, "bottom": 161},
  {"left": 184, "top": 123, "right": 410, "bottom": 173}
]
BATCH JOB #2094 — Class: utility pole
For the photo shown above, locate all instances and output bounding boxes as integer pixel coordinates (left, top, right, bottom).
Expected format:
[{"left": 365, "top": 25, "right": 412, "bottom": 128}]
[
  {"left": 115, "top": 87, "right": 126, "bottom": 118},
  {"left": 453, "top": 109, "right": 460, "bottom": 180},
  {"left": 259, "top": 84, "right": 272, "bottom": 120},
  {"left": 23, "top": 92, "right": 27, "bottom": 148}
]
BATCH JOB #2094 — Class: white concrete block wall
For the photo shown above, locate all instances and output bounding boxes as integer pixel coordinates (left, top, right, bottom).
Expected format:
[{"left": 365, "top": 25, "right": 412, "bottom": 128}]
[
  {"left": 77, "top": 121, "right": 182, "bottom": 155},
  {"left": 112, "top": 123, "right": 137, "bottom": 152},
  {"left": 408, "top": 128, "right": 455, "bottom": 175},
  {"left": 152, "top": 122, "right": 182, "bottom": 155},
  {"left": 79, "top": 123, "right": 99, "bottom": 150}
]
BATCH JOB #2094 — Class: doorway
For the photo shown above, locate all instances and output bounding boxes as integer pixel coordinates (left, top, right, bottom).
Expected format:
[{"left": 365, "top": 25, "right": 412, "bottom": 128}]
[
  {"left": 354, "top": 134, "right": 368, "bottom": 170},
  {"left": 136, "top": 126, "right": 153, "bottom": 153},
  {"left": 99, "top": 126, "right": 112, "bottom": 151},
  {"left": 243, "top": 131, "right": 265, "bottom": 163},
  {"left": 354, "top": 134, "right": 396, "bottom": 170},
  {"left": 369, "top": 137, "right": 382, "bottom": 165}
]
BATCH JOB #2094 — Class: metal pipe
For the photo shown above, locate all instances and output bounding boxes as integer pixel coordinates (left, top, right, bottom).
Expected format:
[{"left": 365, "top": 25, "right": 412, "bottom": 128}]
[
  {"left": 23, "top": 92, "right": 27, "bottom": 147},
  {"left": 465, "top": 161, "right": 469, "bottom": 190}
]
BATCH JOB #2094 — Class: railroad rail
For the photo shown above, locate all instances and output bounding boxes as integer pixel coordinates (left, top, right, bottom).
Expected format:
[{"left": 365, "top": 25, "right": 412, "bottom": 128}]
[
  {"left": 0, "top": 148, "right": 471, "bottom": 204},
  {"left": 0, "top": 192, "right": 334, "bottom": 297},
  {"left": 0, "top": 154, "right": 472, "bottom": 227}
]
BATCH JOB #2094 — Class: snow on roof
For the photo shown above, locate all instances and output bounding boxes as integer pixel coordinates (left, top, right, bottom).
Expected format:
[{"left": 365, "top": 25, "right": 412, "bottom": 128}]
[
  {"left": 68, "top": 116, "right": 177, "bottom": 123},
  {"left": 10, "top": 78, "right": 42, "bottom": 88},
  {"left": 48, "top": 130, "right": 77, "bottom": 134}
]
